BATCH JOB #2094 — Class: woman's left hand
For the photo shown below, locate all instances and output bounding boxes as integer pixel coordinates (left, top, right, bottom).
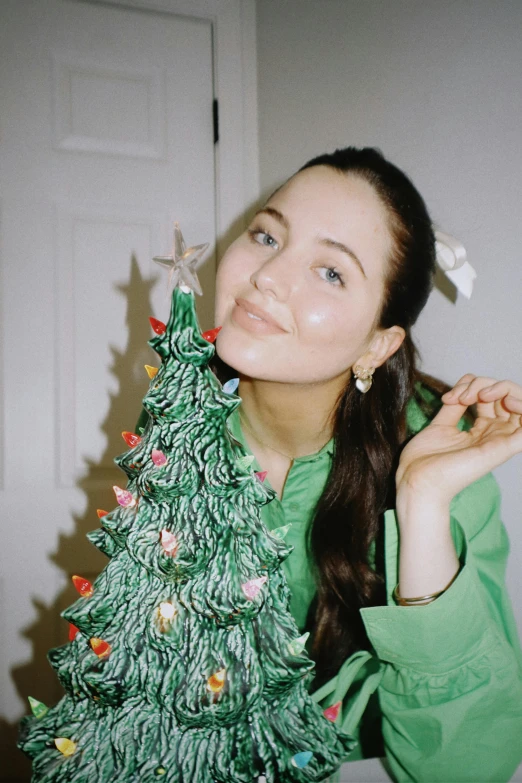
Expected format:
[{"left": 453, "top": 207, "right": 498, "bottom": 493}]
[{"left": 396, "top": 374, "right": 522, "bottom": 504}]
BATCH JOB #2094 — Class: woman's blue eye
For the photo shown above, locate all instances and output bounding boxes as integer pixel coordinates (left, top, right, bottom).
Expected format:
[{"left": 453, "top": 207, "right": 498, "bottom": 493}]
[
  {"left": 261, "top": 233, "right": 276, "bottom": 247},
  {"left": 319, "top": 266, "right": 345, "bottom": 287},
  {"left": 247, "top": 228, "right": 278, "bottom": 248}
]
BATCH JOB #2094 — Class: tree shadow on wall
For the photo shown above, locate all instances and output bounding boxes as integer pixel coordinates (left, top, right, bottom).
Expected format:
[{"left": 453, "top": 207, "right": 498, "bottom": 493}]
[{"left": 5, "top": 258, "right": 158, "bottom": 782}]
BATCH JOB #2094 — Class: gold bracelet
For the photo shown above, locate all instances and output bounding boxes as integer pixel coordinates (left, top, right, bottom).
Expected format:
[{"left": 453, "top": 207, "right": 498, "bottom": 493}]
[{"left": 393, "top": 570, "right": 459, "bottom": 607}]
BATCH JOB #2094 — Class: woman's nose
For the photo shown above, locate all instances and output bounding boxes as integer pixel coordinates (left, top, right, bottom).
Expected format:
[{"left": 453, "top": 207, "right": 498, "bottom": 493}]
[{"left": 249, "top": 249, "right": 293, "bottom": 300}]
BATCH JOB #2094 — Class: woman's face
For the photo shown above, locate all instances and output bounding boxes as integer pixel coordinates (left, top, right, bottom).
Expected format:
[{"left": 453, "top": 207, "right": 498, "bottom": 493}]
[{"left": 214, "top": 165, "right": 394, "bottom": 386}]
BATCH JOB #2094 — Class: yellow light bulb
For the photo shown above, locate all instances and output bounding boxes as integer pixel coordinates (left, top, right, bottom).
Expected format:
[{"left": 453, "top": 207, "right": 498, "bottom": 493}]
[
  {"left": 54, "top": 737, "right": 77, "bottom": 756},
  {"left": 159, "top": 601, "right": 175, "bottom": 619},
  {"left": 145, "top": 364, "right": 159, "bottom": 379}
]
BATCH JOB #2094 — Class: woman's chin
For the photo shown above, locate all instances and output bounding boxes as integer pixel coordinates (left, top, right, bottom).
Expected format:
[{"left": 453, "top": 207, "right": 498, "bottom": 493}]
[
  {"left": 214, "top": 345, "right": 270, "bottom": 383},
  {"left": 216, "top": 331, "right": 262, "bottom": 371}
]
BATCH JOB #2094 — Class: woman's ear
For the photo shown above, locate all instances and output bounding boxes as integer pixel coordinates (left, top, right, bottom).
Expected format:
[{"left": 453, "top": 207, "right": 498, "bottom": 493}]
[{"left": 368, "top": 325, "right": 406, "bottom": 368}]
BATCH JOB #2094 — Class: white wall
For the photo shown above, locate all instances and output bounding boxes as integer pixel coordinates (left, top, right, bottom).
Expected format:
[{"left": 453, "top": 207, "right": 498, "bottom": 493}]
[{"left": 255, "top": 3, "right": 522, "bottom": 777}]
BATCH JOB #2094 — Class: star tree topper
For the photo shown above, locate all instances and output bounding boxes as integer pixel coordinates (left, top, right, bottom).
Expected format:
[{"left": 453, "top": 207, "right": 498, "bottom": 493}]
[{"left": 153, "top": 222, "right": 210, "bottom": 295}]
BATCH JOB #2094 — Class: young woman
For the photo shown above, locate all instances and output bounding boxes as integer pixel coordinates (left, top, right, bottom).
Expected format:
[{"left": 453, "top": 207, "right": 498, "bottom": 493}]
[{"left": 210, "top": 147, "right": 522, "bottom": 782}]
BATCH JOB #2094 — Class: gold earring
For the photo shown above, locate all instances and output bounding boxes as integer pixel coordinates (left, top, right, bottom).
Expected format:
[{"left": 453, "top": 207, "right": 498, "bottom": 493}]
[{"left": 353, "top": 365, "right": 375, "bottom": 393}]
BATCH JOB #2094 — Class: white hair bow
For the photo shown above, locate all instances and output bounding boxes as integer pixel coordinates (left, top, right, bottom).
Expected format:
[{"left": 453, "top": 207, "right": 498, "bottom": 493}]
[{"left": 434, "top": 229, "right": 477, "bottom": 299}]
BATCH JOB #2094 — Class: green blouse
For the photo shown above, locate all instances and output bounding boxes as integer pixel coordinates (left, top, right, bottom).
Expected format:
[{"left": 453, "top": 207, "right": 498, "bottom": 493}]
[
  {"left": 136, "top": 384, "right": 522, "bottom": 781},
  {"left": 227, "top": 403, "right": 333, "bottom": 631},
  {"left": 225, "top": 387, "right": 522, "bottom": 782}
]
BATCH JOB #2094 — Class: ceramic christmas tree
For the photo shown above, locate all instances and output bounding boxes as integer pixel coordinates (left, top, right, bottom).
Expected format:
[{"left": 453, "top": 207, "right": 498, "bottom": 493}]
[{"left": 19, "top": 225, "right": 355, "bottom": 782}]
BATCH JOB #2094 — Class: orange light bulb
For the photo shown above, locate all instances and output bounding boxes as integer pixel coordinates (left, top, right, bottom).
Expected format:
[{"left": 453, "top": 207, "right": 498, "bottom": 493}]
[
  {"left": 207, "top": 668, "right": 226, "bottom": 693},
  {"left": 90, "top": 637, "right": 111, "bottom": 659},
  {"left": 323, "top": 701, "right": 342, "bottom": 722},
  {"left": 149, "top": 316, "right": 166, "bottom": 335},
  {"left": 201, "top": 326, "right": 222, "bottom": 343},
  {"left": 145, "top": 365, "right": 159, "bottom": 379},
  {"left": 96, "top": 509, "right": 108, "bottom": 519},
  {"left": 122, "top": 431, "right": 142, "bottom": 448},
  {"left": 72, "top": 575, "right": 93, "bottom": 597},
  {"left": 69, "top": 624, "right": 79, "bottom": 641}
]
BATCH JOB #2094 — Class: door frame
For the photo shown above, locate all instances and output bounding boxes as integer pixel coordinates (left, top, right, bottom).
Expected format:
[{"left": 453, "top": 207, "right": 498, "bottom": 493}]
[{"left": 75, "top": 0, "right": 259, "bottom": 257}]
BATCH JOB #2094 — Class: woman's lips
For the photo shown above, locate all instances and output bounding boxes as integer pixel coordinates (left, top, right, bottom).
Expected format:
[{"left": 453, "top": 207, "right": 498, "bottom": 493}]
[{"left": 232, "top": 299, "right": 288, "bottom": 335}]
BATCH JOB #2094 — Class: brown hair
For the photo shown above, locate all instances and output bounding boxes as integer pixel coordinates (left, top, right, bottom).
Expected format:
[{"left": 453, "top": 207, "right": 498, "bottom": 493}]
[{"left": 212, "top": 147, "right": 473, "bottom": 687}]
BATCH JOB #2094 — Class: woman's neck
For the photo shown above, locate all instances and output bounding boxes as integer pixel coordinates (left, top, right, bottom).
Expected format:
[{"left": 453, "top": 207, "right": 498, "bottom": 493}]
[{"left": 237, "top": 375, "right": 342, "bottom": 458}]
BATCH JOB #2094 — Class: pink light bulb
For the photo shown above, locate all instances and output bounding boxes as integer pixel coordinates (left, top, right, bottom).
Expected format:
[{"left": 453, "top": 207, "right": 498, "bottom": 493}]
[
  {"left": 151, "top": 449, "right": 167, "bottom": 467},
  {"left": 113, "top": 486, "right": 136, "bottom": 508},
  {"left": 241, "top": 576, "right": 267, "bottom": 600},
  {"left": 160, "top": 529, "right": 179, "bottom": 556}
]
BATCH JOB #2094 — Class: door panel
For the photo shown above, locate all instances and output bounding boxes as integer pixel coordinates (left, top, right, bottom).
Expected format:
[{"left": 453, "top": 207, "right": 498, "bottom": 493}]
[{"left": 0, "top": 1, "right": 216, "bottom": 778}]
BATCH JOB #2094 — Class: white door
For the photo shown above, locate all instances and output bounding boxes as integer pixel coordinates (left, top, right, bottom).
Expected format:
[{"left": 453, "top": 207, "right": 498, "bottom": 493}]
[{"left": 0, "top": 1, "right": 216, "bottom": 778}]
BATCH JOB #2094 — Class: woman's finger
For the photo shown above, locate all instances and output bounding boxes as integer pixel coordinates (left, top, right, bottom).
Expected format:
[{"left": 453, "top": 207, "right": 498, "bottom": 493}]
[
  {"left": 430, "top": 399, "right": 470, "bottom": 427},
  {"left": 502, "top": 395, "right": 522, "bottom": 415},
  {"left": 478, "top": 381, "right": 522, "bottom": 419},
  {"left": 493, "top": 397, "right": 511, "bottom": 420},
  {"left": 478, "top": 379, "right": 522, "bottom": 401},
  {"left": 454, "top": 376, "right": 499, "bottom": 403},
  {"left": 441, "top": 376, "right": 496, "bottom": 413},
  {"left": 441, "top": 374, "right": 481, "bottom": 401},
  {"left": 439, "top": 376, "right": 522, "bottom": 420}
]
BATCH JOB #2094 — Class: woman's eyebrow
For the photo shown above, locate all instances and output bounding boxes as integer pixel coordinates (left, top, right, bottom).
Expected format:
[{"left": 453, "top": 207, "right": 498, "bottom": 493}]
[
  {"left": 254, "top": 206, "right": 289, "bottom": 230},
  {"left": 318, "top": 237, "right": 367, "bottom": 279}
]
